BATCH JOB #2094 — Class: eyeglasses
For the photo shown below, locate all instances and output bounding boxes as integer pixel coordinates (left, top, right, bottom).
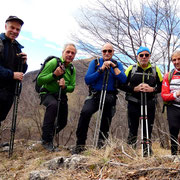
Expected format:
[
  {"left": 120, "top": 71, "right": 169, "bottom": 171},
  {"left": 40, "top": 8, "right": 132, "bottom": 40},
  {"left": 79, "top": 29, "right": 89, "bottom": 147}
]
[
  {"left": 102, "top": 49, "right": 113, "bottom": 53},
  {"left": 139, "top": 53, "right": 150, "bottom": 58}
]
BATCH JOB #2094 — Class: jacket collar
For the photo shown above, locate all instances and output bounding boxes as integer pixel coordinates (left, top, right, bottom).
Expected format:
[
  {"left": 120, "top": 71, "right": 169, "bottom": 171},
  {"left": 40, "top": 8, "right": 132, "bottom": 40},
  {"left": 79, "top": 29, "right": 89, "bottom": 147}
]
[
  {"left": 0, "top": 33, "right": 24, "bottom": 49},
  {"left": 137, "top": 61, "right": 152, "bottom": 70}
]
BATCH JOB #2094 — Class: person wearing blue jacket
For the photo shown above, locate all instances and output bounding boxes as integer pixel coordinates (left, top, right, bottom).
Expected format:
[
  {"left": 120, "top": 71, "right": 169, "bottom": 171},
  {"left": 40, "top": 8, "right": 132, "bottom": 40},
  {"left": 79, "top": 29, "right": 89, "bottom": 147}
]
[
  {"left": 0, "top": 16, "right": 28, "bottom": 125},
  {"left": 72, "top": 43, "right": 127, "bottom": 154}
]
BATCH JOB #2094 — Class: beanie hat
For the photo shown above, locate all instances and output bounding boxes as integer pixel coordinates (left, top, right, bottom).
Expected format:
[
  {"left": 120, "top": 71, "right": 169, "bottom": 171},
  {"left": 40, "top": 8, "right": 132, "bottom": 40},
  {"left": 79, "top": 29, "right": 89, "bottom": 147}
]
[{"left": 137, "top": 46, "right": 151, "bottom": 55}]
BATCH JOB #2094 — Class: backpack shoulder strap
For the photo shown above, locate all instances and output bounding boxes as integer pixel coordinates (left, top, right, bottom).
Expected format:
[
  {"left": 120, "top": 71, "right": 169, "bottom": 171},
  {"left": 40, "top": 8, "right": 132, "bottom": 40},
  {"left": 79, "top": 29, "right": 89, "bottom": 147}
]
[
  {"left": 151, "top": 63, "right": 156, "bottom": 79},
  {"left": 69, "top": 63, "right": 74, "bottom": 75},
  {"left": 168, "top": 68, "right": 175, "bottom": 83},
  {"left": 111, "top": 59, "right": 118, "bottom": 65},
  {"left": 94, "top": 57, "right": 100, "bottom": 71},
  {"left": 131, "top": 64, "right": 138, "bottom": 77}
]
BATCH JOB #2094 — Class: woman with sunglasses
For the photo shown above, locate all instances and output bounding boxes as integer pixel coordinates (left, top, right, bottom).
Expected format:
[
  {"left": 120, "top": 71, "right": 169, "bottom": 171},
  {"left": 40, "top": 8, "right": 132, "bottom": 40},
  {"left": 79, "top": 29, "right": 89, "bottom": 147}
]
[{"left": 119, "top": 46, "right": 163, "bottom": 157}]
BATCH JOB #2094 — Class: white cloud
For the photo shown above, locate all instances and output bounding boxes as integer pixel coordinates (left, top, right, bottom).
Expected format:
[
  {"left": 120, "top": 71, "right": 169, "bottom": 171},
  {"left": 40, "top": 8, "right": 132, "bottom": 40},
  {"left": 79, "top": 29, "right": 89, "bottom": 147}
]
[
  {"left": 0, "top": 0, "right": 96, "bottom": 72},
  {"left": 44, "top": 43, "right": 61, "bottom": 51},
  {"left": 0, "top": 0, "right": 90, "bottom": 44},
  {"left": 18, "top": 35, "right": 35, "bottom": 43}
]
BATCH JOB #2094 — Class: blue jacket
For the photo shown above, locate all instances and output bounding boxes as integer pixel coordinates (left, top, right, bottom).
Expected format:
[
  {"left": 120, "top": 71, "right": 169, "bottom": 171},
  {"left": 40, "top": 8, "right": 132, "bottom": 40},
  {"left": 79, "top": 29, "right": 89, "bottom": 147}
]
[
  {"left": 85, "top": 58, "right": 127, "bottom": 91},
  {"left": 0, "top": 33, "right": 28, "bottom": 90}
]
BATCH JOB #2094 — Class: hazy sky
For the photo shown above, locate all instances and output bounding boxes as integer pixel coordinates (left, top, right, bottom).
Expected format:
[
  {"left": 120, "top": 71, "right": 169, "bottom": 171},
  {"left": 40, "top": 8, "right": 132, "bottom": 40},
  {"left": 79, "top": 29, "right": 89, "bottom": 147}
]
[{"left": 0, "top": 0, "right": 91, "bottom": 72}]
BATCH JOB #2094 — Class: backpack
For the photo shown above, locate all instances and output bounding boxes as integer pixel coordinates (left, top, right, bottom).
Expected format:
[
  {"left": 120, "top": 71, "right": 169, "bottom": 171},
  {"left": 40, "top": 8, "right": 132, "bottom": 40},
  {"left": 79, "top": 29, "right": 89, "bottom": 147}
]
[
  {"left": 124, "top": 63, "right": 157, "bottom": 103},
  {"left": 131, "top": 63, "right": 156, "bottom": 80},
  {"left": 33, "top": 56, "right": 74, "bottom": 93}
]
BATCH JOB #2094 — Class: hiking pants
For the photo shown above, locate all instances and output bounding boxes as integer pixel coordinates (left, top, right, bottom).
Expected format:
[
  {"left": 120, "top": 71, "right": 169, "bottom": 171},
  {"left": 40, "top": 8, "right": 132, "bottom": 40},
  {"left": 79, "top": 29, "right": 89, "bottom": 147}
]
[
  {"left": 167, "top": 105, "right": 180, "bottom": 155},
  {"left": 127, "top": 99, "right": 156, "bottom": 145},
  {"left": 41, "top": 93, "right": 68, "bottom": 143},
  {"left": 76, "top": 93, "right": 116, "bottom": 146},
  {"left": 0, "top": 88, "right": 14, "bottom": 122}
]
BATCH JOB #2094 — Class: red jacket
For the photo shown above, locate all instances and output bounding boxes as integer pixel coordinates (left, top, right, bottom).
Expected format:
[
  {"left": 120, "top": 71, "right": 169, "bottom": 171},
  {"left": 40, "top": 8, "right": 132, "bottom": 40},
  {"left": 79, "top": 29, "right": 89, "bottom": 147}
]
[{"left": 161, "top": 69, "right": 180, "bottom": 104}]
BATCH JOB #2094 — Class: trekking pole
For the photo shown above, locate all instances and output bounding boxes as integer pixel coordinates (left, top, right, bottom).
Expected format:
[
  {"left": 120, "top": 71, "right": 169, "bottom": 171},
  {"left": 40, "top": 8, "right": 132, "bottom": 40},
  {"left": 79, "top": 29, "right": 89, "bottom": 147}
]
[
  {"left": 93, "top": 69, "right": 110, "bottom": 148},
  {"left": 144, "top": 92, "right": 150, "bottom": 157},
  {"left": 9, "top": 56, "right": 24, "bottom": 158},
  {"left": 140, "top": 92, "right": 144, "bottom": 157},
  {"left": 53, "top": 86, "right": 62, "bottom": 150},
  {"left": 52, "top": 62, "right": 66, "bottom": 150}
]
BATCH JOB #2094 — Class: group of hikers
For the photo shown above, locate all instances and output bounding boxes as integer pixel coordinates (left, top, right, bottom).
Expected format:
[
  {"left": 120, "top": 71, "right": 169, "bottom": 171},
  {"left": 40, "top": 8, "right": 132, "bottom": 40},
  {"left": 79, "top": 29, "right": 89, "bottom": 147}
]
[{"left": 0, "top": 16, "right": 180, "bottom": 157}]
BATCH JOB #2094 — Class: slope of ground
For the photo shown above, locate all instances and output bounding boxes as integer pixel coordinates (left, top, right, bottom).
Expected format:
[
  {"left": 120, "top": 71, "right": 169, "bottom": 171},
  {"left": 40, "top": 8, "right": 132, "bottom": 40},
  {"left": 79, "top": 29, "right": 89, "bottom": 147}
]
[{"left": 0, "top": 139, "right": 179, "bottom": 180}]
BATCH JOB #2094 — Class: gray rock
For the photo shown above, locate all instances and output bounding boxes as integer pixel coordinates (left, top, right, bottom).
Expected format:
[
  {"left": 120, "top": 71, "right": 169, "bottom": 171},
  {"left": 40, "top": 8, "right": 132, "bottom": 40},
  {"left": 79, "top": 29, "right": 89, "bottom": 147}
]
[
  {"left": 173, "top": 155, "right": 180, "bottom": 162},
  {"left": 29, "top": 170, "right": 53, "bottom": 180},
  {"left": 64, "top": 154, "right": 87, "bottom": 169},
  {"left": 42, "top": 157, "right": 64, "bottom": 170}
]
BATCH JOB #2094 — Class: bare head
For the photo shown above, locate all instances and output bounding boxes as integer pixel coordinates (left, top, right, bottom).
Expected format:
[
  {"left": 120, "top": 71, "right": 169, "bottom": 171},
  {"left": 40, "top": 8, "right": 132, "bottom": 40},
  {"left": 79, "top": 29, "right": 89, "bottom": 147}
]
[
  {"left": 171, "top": 50, "right": 180, "bottom": 71},
  {"left": 101, "top": 43, "right": 114, "bottom": 61},
  {"left": 62, "top": 43, "right": 77, "bottom": 65}
]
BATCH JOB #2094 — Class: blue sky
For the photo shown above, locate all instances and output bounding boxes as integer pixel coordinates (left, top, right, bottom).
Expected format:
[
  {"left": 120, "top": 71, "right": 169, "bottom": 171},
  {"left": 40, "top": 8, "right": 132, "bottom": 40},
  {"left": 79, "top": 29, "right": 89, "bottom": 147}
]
[{"left": 0, "top": 0, "right": 92, "bottom": 72}]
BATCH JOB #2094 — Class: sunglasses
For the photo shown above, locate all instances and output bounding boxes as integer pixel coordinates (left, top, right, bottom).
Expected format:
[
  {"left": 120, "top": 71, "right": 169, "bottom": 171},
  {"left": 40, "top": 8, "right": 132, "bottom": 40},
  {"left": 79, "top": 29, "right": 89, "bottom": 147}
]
[
  {"left": 102, "top": 49, "right": 113, "bottom": 53},
  {"left": 139, "top": 53, "right": 150, "bottom": 58}
]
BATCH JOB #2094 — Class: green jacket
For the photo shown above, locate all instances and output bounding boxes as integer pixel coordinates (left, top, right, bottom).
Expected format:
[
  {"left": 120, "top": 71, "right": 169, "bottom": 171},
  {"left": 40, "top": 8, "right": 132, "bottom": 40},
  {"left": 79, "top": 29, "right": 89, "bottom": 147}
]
[{"left": 37, "top": 57, "right": 76, "bottom": 94}]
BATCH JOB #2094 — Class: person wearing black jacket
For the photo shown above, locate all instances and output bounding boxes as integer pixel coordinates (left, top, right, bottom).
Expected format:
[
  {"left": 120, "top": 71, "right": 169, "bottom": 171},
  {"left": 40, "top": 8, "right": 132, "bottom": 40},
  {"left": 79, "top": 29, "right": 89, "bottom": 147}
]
[
  {"left": 119, "top": 46, "right": 162, "bottom": 156},
  {"left": 0, "top": 16, "right": 28, "bottom": 125}
]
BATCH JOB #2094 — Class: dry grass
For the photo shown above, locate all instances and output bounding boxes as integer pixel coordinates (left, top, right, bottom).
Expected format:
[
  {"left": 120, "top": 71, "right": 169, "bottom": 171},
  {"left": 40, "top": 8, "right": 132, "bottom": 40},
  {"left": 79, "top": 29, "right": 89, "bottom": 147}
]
[{"left": 0, "top": 139, "right": 180, "bottom": 180}]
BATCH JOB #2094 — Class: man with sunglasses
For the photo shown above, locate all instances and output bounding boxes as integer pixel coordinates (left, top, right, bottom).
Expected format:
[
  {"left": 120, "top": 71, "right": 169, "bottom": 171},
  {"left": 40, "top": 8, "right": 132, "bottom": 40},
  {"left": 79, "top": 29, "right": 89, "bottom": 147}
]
[
  {"left": 72, "top": 43, "right": 127, "bottom": 154},
  {"left": 37, "top": 43, "right": 76, "bottom": 151},
  {"left": 119, "top": 46, "right": 162, "bottom": 156}
]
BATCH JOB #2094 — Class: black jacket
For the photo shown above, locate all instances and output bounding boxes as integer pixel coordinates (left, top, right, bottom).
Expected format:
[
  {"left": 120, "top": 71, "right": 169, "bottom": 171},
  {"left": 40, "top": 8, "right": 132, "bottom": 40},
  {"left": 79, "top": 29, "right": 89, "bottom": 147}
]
[
  {"left": 0, "top": 33, "right": 28, "bottom": 91},
  {"left": 119, "top": 62, "right": 162, "bottom": 102}
]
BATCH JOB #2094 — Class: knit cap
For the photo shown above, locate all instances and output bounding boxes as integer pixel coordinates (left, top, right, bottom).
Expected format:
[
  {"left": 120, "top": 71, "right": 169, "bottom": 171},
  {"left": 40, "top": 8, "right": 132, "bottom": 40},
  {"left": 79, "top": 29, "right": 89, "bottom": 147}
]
[{"left": 137, "top": 46, "right": 151, "bottom": 55}]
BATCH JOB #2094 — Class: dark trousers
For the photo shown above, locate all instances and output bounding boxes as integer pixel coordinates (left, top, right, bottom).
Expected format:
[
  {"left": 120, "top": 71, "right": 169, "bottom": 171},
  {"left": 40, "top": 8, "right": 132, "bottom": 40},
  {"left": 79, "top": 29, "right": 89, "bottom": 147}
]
[
  {"left": 0, "top": 88, "right": 14, "bottom": 122},
  {"left": 76, "top": 94, "right": 116, "bottom": 146},
  {"left": 41, "top": 93, "right": 68, "bottom": 143},
  {"left": 167, "top": 105, "right": 180, "bottom": 155},
  {"left": 127, "top": 99, "right": 155, "bottom": 145}
]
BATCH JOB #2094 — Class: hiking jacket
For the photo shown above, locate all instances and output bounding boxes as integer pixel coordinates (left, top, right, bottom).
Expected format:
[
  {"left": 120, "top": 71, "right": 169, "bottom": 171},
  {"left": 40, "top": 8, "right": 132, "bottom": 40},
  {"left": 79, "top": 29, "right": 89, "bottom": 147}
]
[
  {"left": 0, "top": 33, "right": 28, "bottom": 91},
  {"left": 161, "top": 69, "right": 180, "bottom": 107},
  {"left": 85, "top": 58, "right": 127, "bottom": 92},
  {"left": 37, "top": 57, "right": 76, "bottom": 94},
  {"left": 120, "top": 62, "right": 163, "bottom": 101}
]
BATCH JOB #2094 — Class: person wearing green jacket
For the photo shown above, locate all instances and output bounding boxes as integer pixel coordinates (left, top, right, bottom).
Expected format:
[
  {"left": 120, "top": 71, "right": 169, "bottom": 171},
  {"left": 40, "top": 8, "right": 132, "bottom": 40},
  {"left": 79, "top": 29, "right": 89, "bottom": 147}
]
[{"left": 37, "top": 43, "right": 76, "bottom": 151}]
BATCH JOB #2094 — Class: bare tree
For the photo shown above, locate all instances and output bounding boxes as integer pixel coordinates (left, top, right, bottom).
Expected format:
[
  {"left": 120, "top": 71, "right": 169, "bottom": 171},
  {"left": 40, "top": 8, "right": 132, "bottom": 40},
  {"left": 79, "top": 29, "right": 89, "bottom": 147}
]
[{"left": 73, "top": 0, "right": 180, "bottom": 73}]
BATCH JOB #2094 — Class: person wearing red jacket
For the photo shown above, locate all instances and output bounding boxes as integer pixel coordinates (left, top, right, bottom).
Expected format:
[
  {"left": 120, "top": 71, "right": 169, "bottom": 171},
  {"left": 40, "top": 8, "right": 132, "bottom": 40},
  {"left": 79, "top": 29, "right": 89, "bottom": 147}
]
[{"left": 161, "top": 50, "right": 180, "bottom": 155}]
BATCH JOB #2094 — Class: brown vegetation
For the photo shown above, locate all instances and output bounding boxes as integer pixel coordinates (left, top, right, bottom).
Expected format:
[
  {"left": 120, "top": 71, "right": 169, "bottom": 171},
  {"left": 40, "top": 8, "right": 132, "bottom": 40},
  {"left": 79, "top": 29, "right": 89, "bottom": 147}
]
[
  {"left": 0, "top": 139, "right": 179, "bottom": 179},
  {"left": 0, "top": 58, "right": 176, "bottom": 179}
]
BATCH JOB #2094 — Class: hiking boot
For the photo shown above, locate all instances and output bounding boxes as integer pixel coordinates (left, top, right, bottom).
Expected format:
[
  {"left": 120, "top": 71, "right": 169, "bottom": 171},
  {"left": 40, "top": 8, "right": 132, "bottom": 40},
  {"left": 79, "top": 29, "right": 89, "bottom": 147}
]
[
  {"left": 97, "top": 140, "right": 105, "bottom": 149},
  {"left": 71, "top": 145, "right": 85, "bottom": 155},
  {"left": 130, "top": 143, "right": 137, "bottom": 150},
  {"left": 0, "top": 142, "right": 9, "bottom": 148},
  {"left": 41, "top": 141, "right": 54, "bottom": 152},
  {"left": 143, "top": 145, "right": 153, "bottom": 157},
  {"left": 127, "top": 135, "right": 137, "bottom": 149}
]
